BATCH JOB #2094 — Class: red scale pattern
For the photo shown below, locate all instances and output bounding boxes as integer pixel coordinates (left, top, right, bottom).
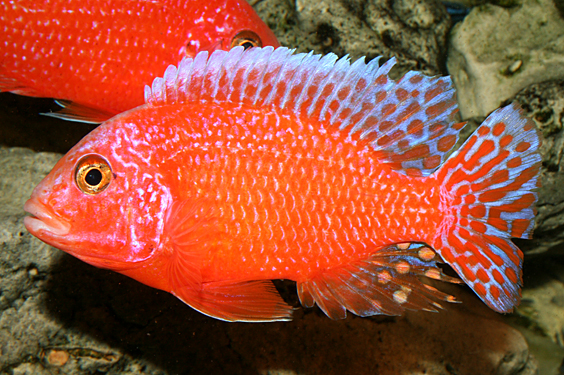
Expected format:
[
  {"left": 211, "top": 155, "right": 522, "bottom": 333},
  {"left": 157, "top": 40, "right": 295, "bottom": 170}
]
[{"left": 153, "top": 103, "right": 441, "bottom": 284}]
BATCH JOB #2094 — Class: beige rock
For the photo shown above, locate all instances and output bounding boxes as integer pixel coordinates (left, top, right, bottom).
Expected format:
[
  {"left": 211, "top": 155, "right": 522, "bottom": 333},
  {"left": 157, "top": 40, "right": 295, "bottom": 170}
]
[{"left": 447, "top": 0, "right": 564, "bottom": 119}]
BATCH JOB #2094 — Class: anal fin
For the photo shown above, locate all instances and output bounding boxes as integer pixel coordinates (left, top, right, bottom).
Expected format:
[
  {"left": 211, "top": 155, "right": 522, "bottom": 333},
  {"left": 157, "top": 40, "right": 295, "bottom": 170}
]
[{"left": 297, "top": 243, "right": 460, "bottom": 320}]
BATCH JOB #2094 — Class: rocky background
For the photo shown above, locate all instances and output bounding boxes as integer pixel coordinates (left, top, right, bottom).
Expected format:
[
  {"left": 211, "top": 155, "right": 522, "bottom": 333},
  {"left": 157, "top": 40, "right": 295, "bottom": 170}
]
[{"left": 2, "top": 0, "right": 564, "bottom": 374}]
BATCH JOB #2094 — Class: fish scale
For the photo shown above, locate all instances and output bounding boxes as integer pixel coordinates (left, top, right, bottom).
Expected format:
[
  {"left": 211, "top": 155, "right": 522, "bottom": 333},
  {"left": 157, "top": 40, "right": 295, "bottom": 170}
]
[
  {"left": 148, "top": 103, "right": 441, "bottom": 282},
  {"left": 24, "top": 47, "right": 541, "bottom": 322}
]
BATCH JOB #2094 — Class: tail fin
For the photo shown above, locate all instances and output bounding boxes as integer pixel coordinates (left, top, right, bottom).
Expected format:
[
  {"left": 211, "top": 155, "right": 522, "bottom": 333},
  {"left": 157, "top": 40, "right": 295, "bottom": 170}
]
[{"left": 432, "top": 103, "right": 541, "bottom": 313}]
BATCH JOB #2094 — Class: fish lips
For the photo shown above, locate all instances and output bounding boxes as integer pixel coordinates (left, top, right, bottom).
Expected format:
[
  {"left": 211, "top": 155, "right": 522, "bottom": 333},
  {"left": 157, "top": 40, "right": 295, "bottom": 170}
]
[
  {"left": 23, "top": 198, "right": 148, "bottom": 271},
  {"left": 24, "top": 198, "right": 71, "bottom": 238}
]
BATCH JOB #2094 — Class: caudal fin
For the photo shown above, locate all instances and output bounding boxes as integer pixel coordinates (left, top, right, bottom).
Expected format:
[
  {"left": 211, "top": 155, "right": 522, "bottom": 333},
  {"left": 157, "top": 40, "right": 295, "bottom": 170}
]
[{"left": 432, "top": 103, "right": 541, "bottom": 313}]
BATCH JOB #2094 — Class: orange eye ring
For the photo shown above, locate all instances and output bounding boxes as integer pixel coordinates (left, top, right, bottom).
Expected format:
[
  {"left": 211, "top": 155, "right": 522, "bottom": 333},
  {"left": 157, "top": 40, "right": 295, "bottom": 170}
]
[
  {"left": 74, "top": 154, "right": 112, "bottom": 195},
  {"left": 230, "top": 30, "right": 262, "bottom": 50}
]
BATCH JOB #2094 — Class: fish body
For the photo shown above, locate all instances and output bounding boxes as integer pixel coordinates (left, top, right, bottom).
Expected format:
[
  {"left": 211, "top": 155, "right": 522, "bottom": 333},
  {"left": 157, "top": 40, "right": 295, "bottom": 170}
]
[
  {"left": 24, "top": 47, "right": 542, "bottom": 322},
  {"left": 0, "top": 0, "right": 278, "bottom": 122}
]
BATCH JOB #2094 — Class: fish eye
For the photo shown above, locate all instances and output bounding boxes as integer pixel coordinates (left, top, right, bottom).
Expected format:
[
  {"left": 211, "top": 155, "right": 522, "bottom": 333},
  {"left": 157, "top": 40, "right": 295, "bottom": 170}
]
[
  {"left": 74, "top": 155, "right": 112, "bottom": 195},
  {"left": 230, "top": 30, "right": 262, "bottom": 50}
]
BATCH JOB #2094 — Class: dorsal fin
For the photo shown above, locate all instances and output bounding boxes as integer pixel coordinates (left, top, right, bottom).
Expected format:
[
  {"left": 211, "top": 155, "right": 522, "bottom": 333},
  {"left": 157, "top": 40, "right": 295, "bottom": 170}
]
[{"left": 145, "top": 46, "right": 464, "bottom": 176}]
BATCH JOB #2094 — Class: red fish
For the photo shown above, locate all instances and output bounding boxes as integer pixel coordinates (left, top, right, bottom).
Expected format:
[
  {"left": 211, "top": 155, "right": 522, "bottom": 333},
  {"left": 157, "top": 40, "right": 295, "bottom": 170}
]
[
  {"left": 24, "top": 47, "right": 541, "bottom": 322},
  {"left": 1, "top": 0, "right": 278, "bottom": 123}
]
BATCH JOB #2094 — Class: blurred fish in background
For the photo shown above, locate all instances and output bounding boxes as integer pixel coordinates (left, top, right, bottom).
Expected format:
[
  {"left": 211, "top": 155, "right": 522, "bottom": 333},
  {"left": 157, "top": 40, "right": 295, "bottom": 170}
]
[{"left": 0, "top": 0, "right": 279, "bottom": 123}]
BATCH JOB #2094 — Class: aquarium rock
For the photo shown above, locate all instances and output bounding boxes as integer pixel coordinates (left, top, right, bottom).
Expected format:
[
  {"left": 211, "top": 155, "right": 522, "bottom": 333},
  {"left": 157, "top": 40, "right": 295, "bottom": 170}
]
[
  {"left": 447, "top": 0, "right": 564, "bottom": 119},
  {"left": 248, "top": 0, "right": 451, "bottom": 76},
  {"left": 510, "top": 79, "right": 564, "bottom": 257}
]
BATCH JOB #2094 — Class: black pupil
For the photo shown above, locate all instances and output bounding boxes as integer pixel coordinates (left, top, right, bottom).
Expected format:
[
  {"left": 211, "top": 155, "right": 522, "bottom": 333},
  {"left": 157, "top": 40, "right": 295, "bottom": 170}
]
[
  {"left": 241, "top": 41, "right": 254, "bottom": 50},
  {"left": 85, "top": 168, "right": 103, "bottom": 186}
]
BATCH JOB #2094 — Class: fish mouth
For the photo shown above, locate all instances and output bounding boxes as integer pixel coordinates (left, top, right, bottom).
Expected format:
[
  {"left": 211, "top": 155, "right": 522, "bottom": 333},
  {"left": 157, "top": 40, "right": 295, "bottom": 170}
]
[
  {"left": 24, "top": 198, "right": 71, "bottom": 237},
  {"left": 23, "top": 198, "right": 144, "bottom": 272}
]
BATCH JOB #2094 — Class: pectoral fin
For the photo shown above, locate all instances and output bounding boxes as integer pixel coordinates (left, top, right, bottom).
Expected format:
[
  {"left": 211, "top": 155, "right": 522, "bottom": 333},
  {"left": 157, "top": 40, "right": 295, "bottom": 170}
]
[
  {"left": 164, "top": 200, "right": 293, "bottom": 322},
  {"left": 173, "top": 279, "right": 293, "bottom": 322}
]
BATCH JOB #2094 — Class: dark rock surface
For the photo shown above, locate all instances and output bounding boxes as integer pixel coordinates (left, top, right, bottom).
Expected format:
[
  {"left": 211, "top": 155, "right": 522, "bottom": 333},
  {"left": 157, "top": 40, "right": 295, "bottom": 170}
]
[
  {"left": 249, "top": 0, "right": 452, "bottom": 76},
  {"left": 513, "top": 80, "right": 564, "bottom": 257}
]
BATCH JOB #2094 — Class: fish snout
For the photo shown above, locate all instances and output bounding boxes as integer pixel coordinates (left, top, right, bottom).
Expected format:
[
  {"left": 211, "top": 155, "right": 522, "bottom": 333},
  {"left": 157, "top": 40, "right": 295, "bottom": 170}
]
[{"left": 24, "top": 198, "right": 71, "bottom": 237}]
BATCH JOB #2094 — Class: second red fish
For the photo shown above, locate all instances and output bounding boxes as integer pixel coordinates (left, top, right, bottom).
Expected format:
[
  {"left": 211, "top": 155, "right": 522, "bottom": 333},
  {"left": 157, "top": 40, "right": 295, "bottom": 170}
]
[{"left": 0, "top": 0, "right": 279, "bottom": 122}]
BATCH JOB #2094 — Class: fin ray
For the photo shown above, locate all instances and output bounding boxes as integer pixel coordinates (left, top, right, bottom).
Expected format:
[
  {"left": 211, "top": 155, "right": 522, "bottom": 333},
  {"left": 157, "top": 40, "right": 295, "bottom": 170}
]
[
  {"left": 173, "top": 280, "right": 293, "bottom": 322},
  {"left": 42, "top": 100, "right": 116, "bottom": 124}
]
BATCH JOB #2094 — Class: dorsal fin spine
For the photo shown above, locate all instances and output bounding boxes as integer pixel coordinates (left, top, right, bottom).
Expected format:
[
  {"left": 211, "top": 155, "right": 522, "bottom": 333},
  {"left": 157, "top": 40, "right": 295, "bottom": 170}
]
[
  {"left": 345, "top": 58, "right": 394, "bottom": 137},
  {"left": 257, "top": 47, "right": 294, "bottom": 107},
  {"left": 203, "top": 48, "right": 230, "bottom": 101},
  {"left": 176, "top": 56, "right": 196, "bottom": 103},
  {"left": 317, "top": 56, "right": 352, "bottom": 124},
  {"left": 226, "top": 46, "right": 260, "bottom": 104},
  {"left": 257, "top": 47, "right": 294, "bottom": 105},
  {"left": 213, "top": 46, "right": 243, "bottom": 103},
  {"left": 304, "top": 53, "right": 340, "bottom": 118},
  {"left": 150, "top": 76, "right": 165, "bottom": 105},
  {"left": 247, "top": 47, "right": 281, "bottom": 106},
  {"left": 292, "top": 53, "right": 327, "bottom": 114},
  {"left": 190, "top": 51, "right": 211, "bottom": 103},
  {"left": 284, "top": 51, "right": 320, "bottom": 111},
  {"left": 331, "top": 57, "right": 367, "bottom": 128},
  {"left": 338, "top": 56, "right": 383, "bottom": 132},
  {"left": 267, "top": 52, "right": 307, "bottom": 109},
  {"left": 163, "top": 64, "right": 178, "bottom": 103},
  {"left": 248, "top": 48, "right": 273, "bottom": 106},
  {"left": 280, "top": 52, "right": 314, "bottom": 109},
  {"left": 307, "top": 55, "right": 350, "bottom": 122},
  {"left": 359, "top": 59, "right": 397, "bottom": 137}
]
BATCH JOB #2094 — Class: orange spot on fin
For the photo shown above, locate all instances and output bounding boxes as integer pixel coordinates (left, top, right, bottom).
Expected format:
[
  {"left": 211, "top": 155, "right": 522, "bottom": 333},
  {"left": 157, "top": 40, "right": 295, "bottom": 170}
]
[{"left": 296, "top": 244, "right": 460, "bottom": 319}]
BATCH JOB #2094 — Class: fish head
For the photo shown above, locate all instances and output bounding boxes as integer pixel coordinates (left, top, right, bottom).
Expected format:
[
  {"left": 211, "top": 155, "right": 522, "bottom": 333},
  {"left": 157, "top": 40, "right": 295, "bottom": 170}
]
[
  {"left": 181, "top": 0, "right": 279, "bottom": 58},
  {"left": 24, "top": 111, "right": 172, "bottom": 271}
]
